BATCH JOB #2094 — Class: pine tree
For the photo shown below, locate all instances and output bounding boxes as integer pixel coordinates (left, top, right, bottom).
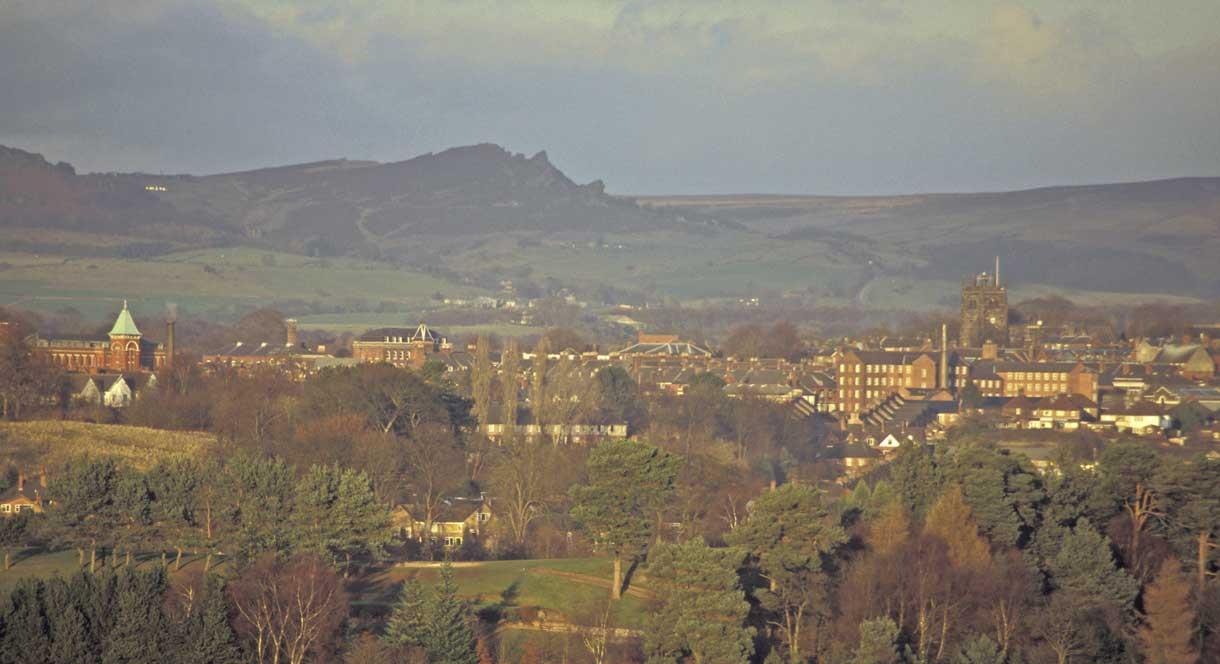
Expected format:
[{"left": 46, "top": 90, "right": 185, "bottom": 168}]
[
  {"left": 100, "top": 568, "right": 170, "bottom": 664},
  {"left": 1138, "top": 557, "right": 1199, "bottom": 664},
  {"left": 953, "top": 634, "right": 1005, "bottom": 664},
  {"left": 850, "top": 617, "right": 910, "bottom": 664},
  {"left": 425, "top": 563, "right": 478, "bottom": 664},
  {"left": 384, "top": 577, "right": 430, "bottom": 648},
  {"left": 179, "top": 577, "right": 242, "bottom": 664},
  {"left": 0, "top": 578, "right": 51, "bottom": 664},
  {"left": 644, "top": 541, "right": 755, "bottom": 664}
]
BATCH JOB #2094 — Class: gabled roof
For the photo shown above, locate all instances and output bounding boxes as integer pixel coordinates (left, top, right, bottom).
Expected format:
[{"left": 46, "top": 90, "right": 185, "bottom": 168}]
[{"left": 108, "top": 301, "right": 141, "bottom": 337}]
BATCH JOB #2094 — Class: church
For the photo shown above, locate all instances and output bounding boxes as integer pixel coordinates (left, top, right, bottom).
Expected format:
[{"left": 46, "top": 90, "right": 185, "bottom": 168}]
[{"left": 27, "top": 301, "right": 168, "bottom": 374}]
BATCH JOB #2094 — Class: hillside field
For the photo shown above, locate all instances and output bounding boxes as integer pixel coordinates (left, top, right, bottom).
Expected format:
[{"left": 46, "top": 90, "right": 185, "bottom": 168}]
[{"left": 0, "top": 420, "right": 215, "bottom": 470}]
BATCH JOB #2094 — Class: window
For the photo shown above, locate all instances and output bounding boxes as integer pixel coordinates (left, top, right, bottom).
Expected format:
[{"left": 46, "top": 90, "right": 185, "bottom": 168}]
[{"left": 1, "top": 504, "right": 10, "bottom": 513}]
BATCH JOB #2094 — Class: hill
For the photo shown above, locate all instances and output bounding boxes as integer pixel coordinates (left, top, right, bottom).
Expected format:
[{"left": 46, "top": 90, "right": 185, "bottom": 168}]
[
  {"left": 0, "top": 421, "right": 215, "bottom": 470},
  {"left": 3, "top": 141, "right": 1219, "bottom": 312}
]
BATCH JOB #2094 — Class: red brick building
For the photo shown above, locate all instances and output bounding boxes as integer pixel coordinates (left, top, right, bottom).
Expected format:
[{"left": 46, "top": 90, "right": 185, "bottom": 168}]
[
  {"left": 28, "top": 301, "right": 166, "bottom": 374},
  {"left": 352, "top": 322, "right": 453, "bottom": 369}
]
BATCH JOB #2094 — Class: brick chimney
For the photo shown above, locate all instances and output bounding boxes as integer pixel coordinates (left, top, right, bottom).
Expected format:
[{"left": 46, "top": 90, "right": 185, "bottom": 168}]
[
  {"left": 165, "top": 319, "right": 176, "bottom": 368},
  {"left": 17, "top": 472, "right": 24, "bottom": 492},
  {"left": 286, "top": 319, "right": 299, "bottom": 347}
]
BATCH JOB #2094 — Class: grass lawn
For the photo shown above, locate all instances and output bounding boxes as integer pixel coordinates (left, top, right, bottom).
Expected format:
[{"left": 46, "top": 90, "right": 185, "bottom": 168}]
[
  {"left": 0, "top": 420, "right": 215, "bottom": 470},
  {"left": 357, "top": 558, "right": 650, "bottom": 628}
]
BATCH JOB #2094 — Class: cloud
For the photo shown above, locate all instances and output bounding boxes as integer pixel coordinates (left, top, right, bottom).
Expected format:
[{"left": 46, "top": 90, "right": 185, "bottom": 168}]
[{"left": 0, "top": 1, "right": 1217, "bottom": 193}]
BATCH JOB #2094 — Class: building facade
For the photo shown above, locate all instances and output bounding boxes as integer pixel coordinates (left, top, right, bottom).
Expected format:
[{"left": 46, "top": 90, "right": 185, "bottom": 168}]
[
  {"left": 28, "top": 301, "right": 166, "bottom": 374},
  {"left": 960, "top": 258, "right": 1009, "bottom": 347},
  {"left": 352, "top": 322, "right": 454, "bottom": 369}
]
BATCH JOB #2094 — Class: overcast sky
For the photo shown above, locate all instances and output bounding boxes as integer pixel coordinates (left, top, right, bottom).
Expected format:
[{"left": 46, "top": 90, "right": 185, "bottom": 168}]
[{"left": 3, "top": 1, "right": 1219, "bottom": 195}]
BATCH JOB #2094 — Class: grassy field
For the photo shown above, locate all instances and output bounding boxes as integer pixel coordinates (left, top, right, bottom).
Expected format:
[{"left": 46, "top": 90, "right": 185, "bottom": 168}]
[
  {"left": 0, "top": 549, "right": 230, "bottom": 595},
  {"left": 0, "top": 421, "right": 215, "bottom": 470},
  {"left": 365, "top": 558, "right": 650, "bottom": 628},
  {"left": 0, "top": 247, "right": 490, "bottom": 320}
]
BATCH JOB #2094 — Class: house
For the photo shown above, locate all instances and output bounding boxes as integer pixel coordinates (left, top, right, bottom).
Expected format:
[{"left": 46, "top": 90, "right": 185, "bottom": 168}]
[
  {"left": 0, "top": 473, "right": 47, "bottom": 516},
  {"left": 1027, "top": 394, "right": 1098, "bottom": 430},
  {"left": 68, "top": 373, "right": 156, "bottom": 408},
  {"left": 1100, "top": 402, "right": 1172, "bottom": 434},
  {"left": 393, "top": 497, "right": 493, "bottom": 549}
]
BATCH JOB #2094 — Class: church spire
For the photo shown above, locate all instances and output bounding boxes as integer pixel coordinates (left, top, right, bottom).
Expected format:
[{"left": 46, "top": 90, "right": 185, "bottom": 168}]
[{"left": 108, "top": 299, "right": 142, "bottom": 337}]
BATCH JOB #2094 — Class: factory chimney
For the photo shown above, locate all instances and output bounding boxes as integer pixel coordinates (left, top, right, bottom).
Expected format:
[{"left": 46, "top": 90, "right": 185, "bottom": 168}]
[
  {"left": 995, "top": 256, "right": 1001, "bottom": 287},
  {"left": 286, "top": 319, "right": 299, "bottom": 347}
]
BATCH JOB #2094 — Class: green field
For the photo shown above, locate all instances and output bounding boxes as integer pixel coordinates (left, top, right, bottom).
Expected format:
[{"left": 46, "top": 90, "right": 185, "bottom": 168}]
[
  {"left": 0, "top": 421, "right": 215, "bottom": 470},
  {"left": 0, "top": 247, "right": 491, "bottom": 321}
]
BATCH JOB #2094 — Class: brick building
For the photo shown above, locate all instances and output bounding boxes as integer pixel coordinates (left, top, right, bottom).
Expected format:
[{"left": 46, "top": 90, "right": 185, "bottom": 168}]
[
  {"left": 833, "top": 349, "right": 941, "bottom": 415},
  {"left": 352, "top": 322, "right": 454, "bottom": 369},
  {"left": 28, "top": 301, "right": 166, "bottom": 374}
]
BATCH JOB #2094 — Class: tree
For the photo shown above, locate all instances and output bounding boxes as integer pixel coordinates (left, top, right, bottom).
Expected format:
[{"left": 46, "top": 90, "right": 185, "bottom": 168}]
[
  {"left": 949, "top": 447, "right": 1045, "bottom": 550},
  {"left": 570, "top": 440, "right": 681, "bottom": 599},
  {"left": 47, "top": 457, "right": 124, "bottom": 572},
  {"left": 384, "top": 564, "right": 477, "bottom": 664},
  {"left": 888, "top": 443, "right": 945, "bottom": 519},
  {"left": 644, "top": 541, "right": 755, "bottom": 664},
  {"left": 1138, "top": 557, "right": 1199, "bottom": 664},
  {"left": 489, "top": 435, "right": 553, "bottom": 551},
  {"left": 728, "top": 483, "right": 846, "bottom": 662},
  {"left": 530, "top": 336, "right": 551, "bottom": 427},
  {"left": 217, "top": 456, "right": 296, "bottom": 564},
  {"left": 957, "top": 383, "right": 984, "bottom": 411},
  {"left": 101, "top": 567, "right": 171, "bottom": 663},
  {"left": 592, "top": 365, "right": 644, "bottom": 432},
  {"left": 500, "top": 339, "right": 521, "bottom": 443},
  {"left": 1046, "top": 519, "right": 1139, "bottom": 610},
  {"left": 0, "top": 511, "right": 30, "bottom": 570},
  {"left": 850, "top": 617, "right": 910, "bottom": 664},
  {"left": 470, "top": 335, "right": 493, "bottom": 431},
  {"left": 0, "top": 330, "right": 60, "bottom": 420},
  {"left": 1157, "top": 456, "right": 1220, "bottom": 588},
  {"left": 924, "top": 484, "right": 991, "bottom": 569},
  {"left": 400, "top": 424, "right": 467, "bottom": 544},
  {"left": 953, "top": 634, "right": 1005, "bottom": 664},
  {"left": 423, "top": 564, "right": 478, "bottom": 664},
  {"left": 1098, "top": 440, "right": 1163, "bottom": 578},
  {"left": 228, "top": 554, "right": 348, "bottom": 664},
  {"left": 174, "top": 576, "right": 243, "bottom": 664},
  {"left": 291, "top": 465, "right": 390, "bottom": 574},
  {"left": 384, "top": 578, "right": 430, "bottom": 649}
]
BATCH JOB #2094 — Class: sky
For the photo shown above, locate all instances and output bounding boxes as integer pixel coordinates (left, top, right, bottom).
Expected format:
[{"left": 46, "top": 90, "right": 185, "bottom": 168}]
[{"left": 2, "top": 0, "right": 1219, "bottom": 195}]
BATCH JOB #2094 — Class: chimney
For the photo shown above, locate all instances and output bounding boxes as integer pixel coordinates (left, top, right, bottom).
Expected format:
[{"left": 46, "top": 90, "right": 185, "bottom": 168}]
[
  {"left": 286, "top": 319, "right": 298, "bottom": 347},
  {"left": 165, "top": 319, "right": 176, "bottom": 368},
  {"left": 939, "top": 324, "right": 949, "bottom": 389},
  {"left": 995, "top": 256, "right": 1001, "bottom": 287},
  {"left": 17, "top": 472, "right": 24, "bottom": 492}
]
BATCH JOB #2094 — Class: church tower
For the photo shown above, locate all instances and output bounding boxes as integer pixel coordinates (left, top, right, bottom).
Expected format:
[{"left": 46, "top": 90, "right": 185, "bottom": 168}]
[
  {"left": 960, "top": 257, "right": 1009, "bottom": 348},
  {"left": 108, "top": 300, "right": 143, "bottom": 372}
]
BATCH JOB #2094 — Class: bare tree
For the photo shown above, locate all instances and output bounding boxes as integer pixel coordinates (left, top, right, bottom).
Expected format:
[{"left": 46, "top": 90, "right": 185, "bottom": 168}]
[
  {"left": 401, "top": 423, "right": 467, "bottom": 541},
  {"left": 229, "top": 555, "right": 349, "bottom": 664}
]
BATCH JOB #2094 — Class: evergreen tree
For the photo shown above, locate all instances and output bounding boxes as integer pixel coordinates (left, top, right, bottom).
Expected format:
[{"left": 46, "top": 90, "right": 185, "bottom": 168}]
[
  {"left": 570, "top": 439, "right": 681, "bottom": 599},
  {"left": 953, "top": 634, "right": 1005, "bottom": 664},
  {"left": 888, "top": 443, "right": 945, "bottom": 518},
  {"left": 0, "top": 578, "right": 51, "bottom": 664},
  {"left": 644, "top": 541, "right": 755, "bottom": 664},
  {"left": 177, "top": 577, "right": 243, "bottom": 664},
  {"left": 425, "top": 564, "right": 478, "bottom": 664},
  {"left": 100, "top": 568, "right": 170, "bottom": 664},
  {"left": 1138, "top": 557, "right": 1199, "bottom": 664},
  {"left": 727, "top": 482, "right": 846, "bottom": 662},
  {"left": 384, "top": 577, "right": 430, "bottom": 648},
  {"left": 850, "top": 617, "right": 910, "bottom": 664},
  {"left": 1046, "top": 519, "right": 1139, "bottom": 610}
]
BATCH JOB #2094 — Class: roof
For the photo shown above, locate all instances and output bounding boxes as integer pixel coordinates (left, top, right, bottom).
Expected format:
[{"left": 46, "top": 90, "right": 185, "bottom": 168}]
[
  {"left": 993, "top": 361, "right": 1088, "bottom": 373},
  {"left": 356, "top": 323, "right": 445, "bottom": 344},
  {"left": 108, "top": 301, "right": 142, "bottom": 337},
  {"left": 614, "top": 341, "right": 711, "bottom": 357},
  {"left": 1105, "top": 401, "right": 1165, "bottom": 417},
  {"left": 845, "top": 350, "right": 935, "bottom": 365}
]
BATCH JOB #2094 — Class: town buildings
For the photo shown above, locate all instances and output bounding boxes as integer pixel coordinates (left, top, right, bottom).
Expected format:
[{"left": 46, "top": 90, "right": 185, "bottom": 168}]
[
  {"left": 960, "top": 257, "right": 1008, "bottom": 347},
  {"left": 28, "top": 301, "right": 167, "bottom": 373}
]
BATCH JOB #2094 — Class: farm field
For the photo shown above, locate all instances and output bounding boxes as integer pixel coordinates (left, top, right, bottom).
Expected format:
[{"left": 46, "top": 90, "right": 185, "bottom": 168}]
[
  {"left": 0, "top": 247, "right": 489, "bottom": 321},
  {"left": 0, "top": 421, "right": 215, "bottom": 470}
]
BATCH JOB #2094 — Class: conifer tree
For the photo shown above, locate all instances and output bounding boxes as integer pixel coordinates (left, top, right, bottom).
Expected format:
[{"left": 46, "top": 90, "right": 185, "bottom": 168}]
[
  {"left": 177, "top": 577, "right": 243, "bottom": 664},
  {"left": 644, "top": 541, "right": 755, "bottom": 664},
  {"left": 425, "top": 563, "right": 478, "bottom": 664},
  {"left": 570, "top": 439, "right": 680, "bottom": 599},
  {"left": 925, "top": 484, "right": 991, "bottom": 569},
  {"left": 384, "top": 577, "right": 430, "bottom": 648},
  {"left": 1138, "top": 557, "right": 1199, "bottom": 664}
]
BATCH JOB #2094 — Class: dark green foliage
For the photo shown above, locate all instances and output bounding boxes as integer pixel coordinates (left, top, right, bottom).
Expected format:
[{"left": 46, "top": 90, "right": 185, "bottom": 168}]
[
  {"left": 1046, "top": 520, "right": 1139, "bottom": 610},
  {"left": 175, "top": 577, "right": 243, "bottom": 664},
  {"left": 849, "top": 617, "right": 910, "bottom": 664},
  {"left": 570, "top": 439, "right": 680, "bottom": 598},
  {"left": 384, "top": 564, "right": 476, "bottom": 664},
  {"left": 644, "top": 541, "right": 755, "bottom": 664},
  {"left": 888, "top": 443, "right": 945, "bottom": 518},
  {"left": 953, "top": 634, "right": 1005, "bottom": 664},
  {"left": 949, "top": 446, "right": 1045, "bottom": 549}
]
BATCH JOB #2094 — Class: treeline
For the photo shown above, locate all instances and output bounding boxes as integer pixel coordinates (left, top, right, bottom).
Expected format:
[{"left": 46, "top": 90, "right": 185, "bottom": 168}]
[
  {"left": 625, "top": 439, "right": 1220, "bottom": 663},
  {"left": 2, "top": 456, "right": 387, "bottom": 574}
]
